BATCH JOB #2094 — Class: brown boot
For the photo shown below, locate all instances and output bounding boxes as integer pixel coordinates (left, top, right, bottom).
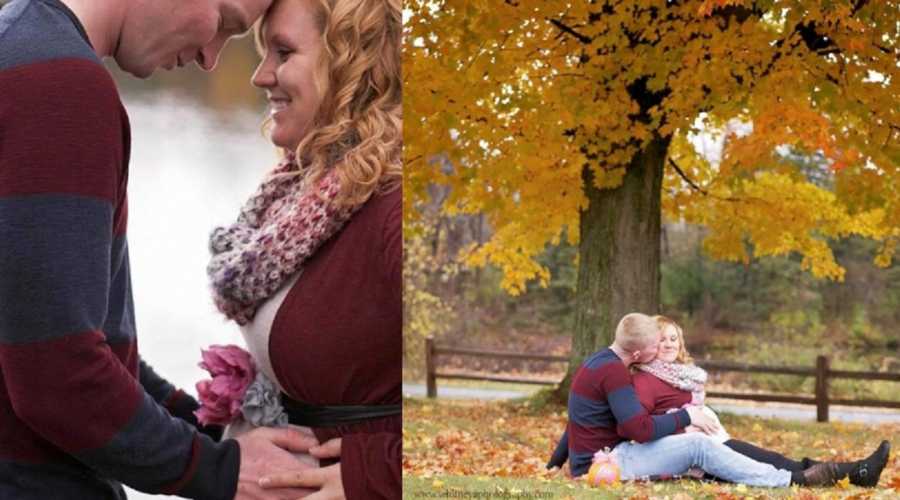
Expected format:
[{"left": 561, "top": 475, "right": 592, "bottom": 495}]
[{"left": 797, "top": 461, "right": 856, "bottom": 487}]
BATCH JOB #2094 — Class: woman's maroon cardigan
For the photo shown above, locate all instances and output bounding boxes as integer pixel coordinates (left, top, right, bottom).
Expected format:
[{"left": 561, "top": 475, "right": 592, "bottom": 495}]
[{"left": 268, "top": 189, "right": 401, "bottom": 499}]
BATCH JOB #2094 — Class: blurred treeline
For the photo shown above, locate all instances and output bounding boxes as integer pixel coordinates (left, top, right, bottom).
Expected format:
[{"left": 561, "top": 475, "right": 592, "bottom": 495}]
[
  {"left": 404, "top": 206, "right": 900, "bottom": 388},
  {"left": 108, "top": 37, "right": 266, "bottom": 111}
]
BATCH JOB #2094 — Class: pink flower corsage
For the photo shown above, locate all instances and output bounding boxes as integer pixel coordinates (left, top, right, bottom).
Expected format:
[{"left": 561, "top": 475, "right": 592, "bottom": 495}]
[{"left": 194, "top": 345, "right": 256, "bottom": 426}]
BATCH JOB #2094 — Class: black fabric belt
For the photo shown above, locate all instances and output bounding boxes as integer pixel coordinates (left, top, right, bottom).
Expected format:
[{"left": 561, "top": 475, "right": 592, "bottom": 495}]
[{"left": 281, "top": 394, "right": 401, "bottom": 427}]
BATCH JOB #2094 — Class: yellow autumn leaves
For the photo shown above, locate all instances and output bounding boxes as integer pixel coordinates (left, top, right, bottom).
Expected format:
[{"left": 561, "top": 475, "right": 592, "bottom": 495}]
[{"left": 404, "top": 0, "right": 900, "bottom": 292}]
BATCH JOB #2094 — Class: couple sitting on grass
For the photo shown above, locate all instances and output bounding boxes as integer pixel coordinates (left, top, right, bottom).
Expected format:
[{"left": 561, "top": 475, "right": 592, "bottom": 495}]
[{"left": 548, "top": 313, "right": 891, "bottom": 489}]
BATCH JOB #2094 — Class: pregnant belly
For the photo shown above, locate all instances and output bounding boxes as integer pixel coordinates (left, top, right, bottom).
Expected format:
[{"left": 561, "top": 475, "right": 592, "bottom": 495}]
[{"left": 224, "top": 417, "right": 320, "bottom": 467}]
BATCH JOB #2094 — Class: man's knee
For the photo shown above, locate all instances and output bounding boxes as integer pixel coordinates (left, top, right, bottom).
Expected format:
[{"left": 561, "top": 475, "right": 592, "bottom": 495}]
[
  {"left": 682, "top": 432, "right": 717, "bottom": 454},
  {"left": 666, "top": 433, "right": 716, "bottom": 468}
]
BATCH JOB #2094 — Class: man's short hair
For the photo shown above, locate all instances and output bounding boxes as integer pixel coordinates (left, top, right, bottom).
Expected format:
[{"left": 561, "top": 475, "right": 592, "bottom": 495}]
[{"left": 614, "top": 313, "right": 659, "bottom": 352}]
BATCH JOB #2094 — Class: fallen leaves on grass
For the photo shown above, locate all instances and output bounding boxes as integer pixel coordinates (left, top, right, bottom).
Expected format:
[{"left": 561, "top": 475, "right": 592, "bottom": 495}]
[
  {"left": 404, "top": 398, "right": 900, "bottom": 499},
  {"left": 887, "top": 474, "right": 900, "bottom": 492}
]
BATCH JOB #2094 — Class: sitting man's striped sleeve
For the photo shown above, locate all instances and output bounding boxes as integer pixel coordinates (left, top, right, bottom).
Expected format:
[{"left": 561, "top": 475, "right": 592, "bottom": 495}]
[{"left": 600, "top": 361, "right": 690, "bottom": 443}]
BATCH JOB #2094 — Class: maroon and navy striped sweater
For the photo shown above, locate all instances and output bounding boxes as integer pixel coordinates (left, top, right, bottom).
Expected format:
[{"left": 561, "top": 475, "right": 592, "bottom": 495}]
[
  {"left": 566, "top": 348, "right": 691, "bottom": 477},
  {"left": 0, "top": 0, "right": 238, "bottom": 498}
]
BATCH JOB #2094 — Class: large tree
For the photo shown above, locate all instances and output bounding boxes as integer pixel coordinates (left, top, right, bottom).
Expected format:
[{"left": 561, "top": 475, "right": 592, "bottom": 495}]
[{"left": 404, "top": 0, "right": 900, "bottom": 392}]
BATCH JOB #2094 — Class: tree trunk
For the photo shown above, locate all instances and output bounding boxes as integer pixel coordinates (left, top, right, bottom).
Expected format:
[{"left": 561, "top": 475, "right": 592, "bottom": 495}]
[{"left": 553, "top": 136, "right": 669, "bottom": 400}]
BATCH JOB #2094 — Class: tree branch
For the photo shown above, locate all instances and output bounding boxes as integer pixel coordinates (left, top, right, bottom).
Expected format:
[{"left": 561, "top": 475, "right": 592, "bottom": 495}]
[
  {"left": 548, "top": 18, "right": 592, "bottom": 45},
  {"left": 667, "top": 159, "right": 770, "bottom": 205},
  {"left": 873, "top": 43, "right": 893, "bottom": 55},
  {"left": 850, "top": 0, "right": 870, "bottom": 16},
  {"left": 668, "top": 158, "right": 708, "bottom": 195}
]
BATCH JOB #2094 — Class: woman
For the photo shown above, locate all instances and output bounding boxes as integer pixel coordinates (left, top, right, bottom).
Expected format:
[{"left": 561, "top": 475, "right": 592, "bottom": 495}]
[
  {"left": 631, "top": 316, "right": 890, "bottom": 488},
  {"left": 632, "top": 316, "right": 729, "bottom": 444},
  {"left": 202, "top": 0, "right": 401, "bottom": 498}
]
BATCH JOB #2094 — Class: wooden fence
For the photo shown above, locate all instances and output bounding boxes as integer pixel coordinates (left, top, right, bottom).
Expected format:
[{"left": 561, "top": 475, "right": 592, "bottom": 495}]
[{"left": 424, "top": 337, "right": 900, "bottom": 422}]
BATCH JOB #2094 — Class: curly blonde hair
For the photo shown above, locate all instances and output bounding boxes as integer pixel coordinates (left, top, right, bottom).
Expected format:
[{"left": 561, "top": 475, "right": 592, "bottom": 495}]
[
  {"left": 653, "top": 315, "right": 693, "bottom": 364},
  {"left": 256, "top": 0, "right": 402, "bottom": 209}
]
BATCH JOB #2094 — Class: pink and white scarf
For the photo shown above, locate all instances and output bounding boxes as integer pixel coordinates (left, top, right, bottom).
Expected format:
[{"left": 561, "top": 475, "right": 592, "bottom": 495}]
[
  {"left": 635, "top": 359, "right": 708, "bottom": 393},
  {"left": 207, "top": 154, "right": 358, "bottom": 325}
]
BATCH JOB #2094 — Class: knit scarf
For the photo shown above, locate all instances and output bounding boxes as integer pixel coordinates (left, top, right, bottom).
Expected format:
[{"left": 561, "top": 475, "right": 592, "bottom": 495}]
[
  {"left": 635, "top": 360, "right": 708, "bottom": 393},
  {"left": 207, "top": 154, "right": 357, "bottom": 325}
]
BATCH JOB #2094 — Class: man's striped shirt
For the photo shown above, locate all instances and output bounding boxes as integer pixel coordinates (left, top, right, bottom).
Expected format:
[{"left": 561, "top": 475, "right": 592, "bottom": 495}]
[{"left": 0, "top": 1, "right": 237, "bottom": 498}]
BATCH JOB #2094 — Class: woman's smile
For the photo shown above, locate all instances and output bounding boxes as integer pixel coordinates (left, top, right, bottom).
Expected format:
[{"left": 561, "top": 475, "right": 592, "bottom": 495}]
[{"left": 268, "top": 96, "right": 291, "bottom": 117}]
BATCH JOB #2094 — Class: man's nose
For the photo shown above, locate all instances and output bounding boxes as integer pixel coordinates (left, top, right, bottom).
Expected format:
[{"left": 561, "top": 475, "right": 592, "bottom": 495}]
[{"left": 197, "top": 40, "right": 226, "bottom": 71}]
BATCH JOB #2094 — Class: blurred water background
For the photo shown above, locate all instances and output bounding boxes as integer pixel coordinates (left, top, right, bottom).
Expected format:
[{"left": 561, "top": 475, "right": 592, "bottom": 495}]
[{"left": 108, "top": 37, "right": 275, "bottom": 499}]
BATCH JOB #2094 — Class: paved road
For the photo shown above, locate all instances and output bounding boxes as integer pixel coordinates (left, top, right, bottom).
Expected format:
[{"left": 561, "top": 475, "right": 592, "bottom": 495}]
[{"left": 403, "top": 384, "right": 900, "bottom": 424}]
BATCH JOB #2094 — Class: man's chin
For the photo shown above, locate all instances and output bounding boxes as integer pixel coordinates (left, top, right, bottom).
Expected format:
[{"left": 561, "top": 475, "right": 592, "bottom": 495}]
[
  {"left": 116, "top": 58, "right": 156, "bottom": 79},
  {"left": 126, "top": 66, "right": 156, "bottom": 79}
]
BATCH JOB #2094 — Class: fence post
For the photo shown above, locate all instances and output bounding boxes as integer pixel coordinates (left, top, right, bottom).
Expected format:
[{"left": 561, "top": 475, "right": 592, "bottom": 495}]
[
  {"left": 425, "top": 337, "right": 436, "bottom": 398},
  {"left": 815, "top": 355, "right": 829, "bottom": 422}
]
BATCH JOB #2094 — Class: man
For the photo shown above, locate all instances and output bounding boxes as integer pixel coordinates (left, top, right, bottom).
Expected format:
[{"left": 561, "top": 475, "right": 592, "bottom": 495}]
[
  {"left": 552, "top": 313, "right": 854, "bottom": 487},
  {"left": 0, "top": 0, "right": 317, "bottom": 498}
]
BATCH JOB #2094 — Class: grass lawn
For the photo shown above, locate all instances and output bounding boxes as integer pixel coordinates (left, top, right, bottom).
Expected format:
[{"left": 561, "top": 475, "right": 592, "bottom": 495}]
[{"left": 403, "top": 397, "right": 900, "bottom": 499}]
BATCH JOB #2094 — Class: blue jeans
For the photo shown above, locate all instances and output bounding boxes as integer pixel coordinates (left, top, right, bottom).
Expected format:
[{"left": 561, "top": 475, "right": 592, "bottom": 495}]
[{"left": 613, "top": 433, "right": 792, "bottom": 487}]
